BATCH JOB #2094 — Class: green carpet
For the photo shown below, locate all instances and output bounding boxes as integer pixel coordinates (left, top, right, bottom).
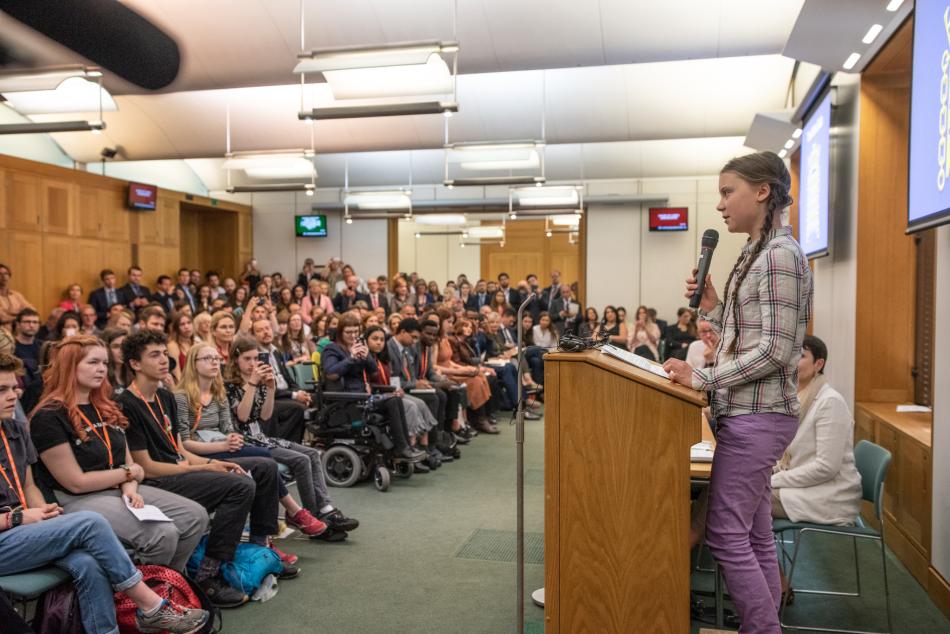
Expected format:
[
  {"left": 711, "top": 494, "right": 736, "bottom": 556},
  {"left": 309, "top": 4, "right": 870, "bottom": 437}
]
[{"left": 222, "top": 415, "right": 948, "bottom": 634}]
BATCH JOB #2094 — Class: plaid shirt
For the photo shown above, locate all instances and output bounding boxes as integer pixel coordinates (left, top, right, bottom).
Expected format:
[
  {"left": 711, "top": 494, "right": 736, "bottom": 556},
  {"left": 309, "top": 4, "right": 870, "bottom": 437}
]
[{"left": 692, "top": 226, "right": 813, "bottom": 419}]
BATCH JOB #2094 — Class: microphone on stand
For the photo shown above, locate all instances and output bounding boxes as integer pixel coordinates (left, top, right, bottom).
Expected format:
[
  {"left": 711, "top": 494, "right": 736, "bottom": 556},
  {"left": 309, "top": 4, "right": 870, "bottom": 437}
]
[
  {"left": 690, "top": 229, "right": 720, "bottom": 309},
  {"left": 514, "top": 290, "right": 537, "bottom": 634}
]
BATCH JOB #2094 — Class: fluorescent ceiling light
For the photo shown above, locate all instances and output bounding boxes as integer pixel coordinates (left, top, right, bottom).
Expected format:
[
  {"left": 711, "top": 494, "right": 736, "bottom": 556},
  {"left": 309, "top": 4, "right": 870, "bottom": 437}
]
[
  {"left": 0, "top": 120, "right": 105, "bottom": 135},
  {"left": 792, "top": 128, "right": 803, "bottom": 139},
  {"left": 222, "top": 152, "right": 316, "bottom": 180},
  {"left": 885, "top": 0, "right": 904, "bottom": 11},
  {"left": 778, "top": 149, "right": 787, "bottom": 158},
  {"left": 447, "top": 144, "right": 541, "bottom": 171},
  {"left": 862, "top": 24, "right": 884, "bottom": 45},
  {"left": 414, "top": 214, "right": 467, "bottom": 226},
  {"left": 513, "top": 186, "right": 580, "bottom": 207},
  {"left": 226, "top": 183, "right": 315, "bottom": 194},
  {"left": 466, "top": 226, "right": 505, "bottom": 239},
  {"left": 300, "top": 100, "right": 457, "bottom": 120},
  {"left": 550, "top": 214, "right": 580, "bottom": 227},
  {"left": 344, "top": 190, "right": 412, "bottom": 210},
  {"left": 2, "top": 76, "right": 116, "bottom": 115},
  {"left": 323, "top": 55, "right": 452, "bottom": 99},
  {"left": 445, "top": 176, "right": 545, "bottom": 187},
  {"left": 783, "top": 139, "right": 795, "bottom": 149},
  {"left": 0, "top": 66, "right": 101, "bottom": 92},
  {"left": 843, "top": 53, "right": 861, "bottom": 70},
  {"left": 295, "top": 41, "right": 457, "bottom": 73}
]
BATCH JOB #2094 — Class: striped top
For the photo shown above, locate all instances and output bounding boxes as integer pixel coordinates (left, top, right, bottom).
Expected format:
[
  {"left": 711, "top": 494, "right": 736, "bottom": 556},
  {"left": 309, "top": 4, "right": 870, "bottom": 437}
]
[
  {"left": 691, "top": 226, "right": 813, "bottom": 419},
  {"left": 173, "top": 392, "right": 235, "bottom": 441}
]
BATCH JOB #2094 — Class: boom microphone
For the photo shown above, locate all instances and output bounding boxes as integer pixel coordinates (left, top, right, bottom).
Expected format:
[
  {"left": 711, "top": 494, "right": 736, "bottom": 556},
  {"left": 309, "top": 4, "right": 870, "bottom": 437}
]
[{"left": 689, "top": 229, "right": 719, "bottom": 309}]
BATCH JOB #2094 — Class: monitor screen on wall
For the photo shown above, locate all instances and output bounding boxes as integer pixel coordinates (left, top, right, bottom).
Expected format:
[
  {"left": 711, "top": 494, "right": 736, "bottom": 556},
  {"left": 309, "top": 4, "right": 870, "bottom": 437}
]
[
  {"left": 798, "top": 90, "right": 832, "bottom": 258},
  {"left": 908, "top": 0, "right": 950, "bottom": 233},
  {"left": 295, "top": 214, "right": 328, "bottom": 237},
  {"left": 648, "top": 207, "right": 688, "bottom": 231},
  {"left": 127, "top": 182, "right": 157, "bottom": 210}
]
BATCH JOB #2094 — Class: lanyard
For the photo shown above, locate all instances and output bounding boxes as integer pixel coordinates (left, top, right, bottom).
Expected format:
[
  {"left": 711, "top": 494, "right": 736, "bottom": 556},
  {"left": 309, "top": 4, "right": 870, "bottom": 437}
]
[
  {"left": 193, "top": 403, "right": 203, "bottom": 431},
  {"left": 420, "top": 347, "right": 428, "bottom": 377},
  {"left": 0, "top": 425, "right": 27, "bottom": 509},
  {"left": 77, "top": 404, "right": 114, "bottom": 468},
  {"left": 362, "top": 359, "right": 390, "bottom": 390},
  {"left": 130, "top": 384, "right": 179, "bottom": 455}
]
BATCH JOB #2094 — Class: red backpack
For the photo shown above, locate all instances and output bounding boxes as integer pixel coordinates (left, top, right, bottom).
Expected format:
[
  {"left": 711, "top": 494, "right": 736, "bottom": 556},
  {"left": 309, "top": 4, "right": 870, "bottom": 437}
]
[{"left": 114, "top": 565, "right": 220, "bottom": 633}]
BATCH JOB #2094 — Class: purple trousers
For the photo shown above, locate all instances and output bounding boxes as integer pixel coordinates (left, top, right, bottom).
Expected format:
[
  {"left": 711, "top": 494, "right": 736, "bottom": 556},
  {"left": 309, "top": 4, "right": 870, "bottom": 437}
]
[{"left": 706, "top": 412, "right": 799, "bottom": 634}]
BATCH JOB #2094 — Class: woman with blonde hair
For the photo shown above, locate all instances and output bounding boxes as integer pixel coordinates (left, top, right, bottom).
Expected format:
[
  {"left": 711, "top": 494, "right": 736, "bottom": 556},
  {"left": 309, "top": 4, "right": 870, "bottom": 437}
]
[
  {"left": 210, "top": 311, "right": 237, "bottom": 361},
  {"left": 166, "top": 312, "right": 198, "bottom": 382},
  {"left": 628, "top": 304, "right": 662, "bottom": 361},
  {"left": 192, "top": 312, "right": 212, "bottom": 342}
]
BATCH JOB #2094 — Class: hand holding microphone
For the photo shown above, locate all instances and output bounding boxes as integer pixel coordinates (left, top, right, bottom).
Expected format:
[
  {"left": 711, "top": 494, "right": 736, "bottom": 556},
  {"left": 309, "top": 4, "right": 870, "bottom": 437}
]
[{"left": 686, "top": 229, "right": 720, "bottom": 313}]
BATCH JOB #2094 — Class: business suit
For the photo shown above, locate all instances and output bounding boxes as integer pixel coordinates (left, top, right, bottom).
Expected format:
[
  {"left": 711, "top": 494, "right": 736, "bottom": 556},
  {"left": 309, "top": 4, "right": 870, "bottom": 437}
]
[
  {"left": 151, "top": 291, "right": 176, "bottom": 313},
  {"left": 261, "top": 345, "right": 306, "bottom": 443},
  {"left": 175, "top": 284, "right": 197, "bottom": 313},
  {"left": 88, "top": 286, "right": 121, "bottom": 327},
  {"left": 118, "top": 283, "right": 151, "bottom": 308},
  {"left": 549, "top": 296, "right": 578, "bottom": 335},
  {"left": 333, "top": 291, "right": 370, "bottom": 313},
  {"left": 365, "top": 292, "right": 390, "bottom": 316},
  {"left": 500, "top": 287, "right": 522, "bottom": 307},
  {"left": 467, "top": 292, "right": 490, "bottom": 312}
]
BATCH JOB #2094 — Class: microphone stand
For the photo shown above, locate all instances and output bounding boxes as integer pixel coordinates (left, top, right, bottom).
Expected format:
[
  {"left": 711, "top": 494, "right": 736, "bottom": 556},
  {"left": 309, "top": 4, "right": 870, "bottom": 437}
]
[{"left": 515, "top": 291, "right": 536, "bottom": 634}]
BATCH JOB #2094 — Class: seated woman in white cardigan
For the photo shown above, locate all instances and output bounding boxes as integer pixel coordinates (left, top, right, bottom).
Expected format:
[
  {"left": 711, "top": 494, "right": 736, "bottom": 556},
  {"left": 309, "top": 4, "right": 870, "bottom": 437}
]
[{"left": 771, "top": 335, "right": 862, "bottom": 526}]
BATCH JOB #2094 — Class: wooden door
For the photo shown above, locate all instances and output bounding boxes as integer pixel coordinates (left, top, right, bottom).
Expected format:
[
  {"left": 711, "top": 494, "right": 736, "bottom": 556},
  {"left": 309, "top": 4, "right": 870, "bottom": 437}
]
[
  {"left": 480, "top": 219, "right": 582, "bottom": 290},
  {"left": 6, "top": 172, "right": 41, "bottom": 230}
]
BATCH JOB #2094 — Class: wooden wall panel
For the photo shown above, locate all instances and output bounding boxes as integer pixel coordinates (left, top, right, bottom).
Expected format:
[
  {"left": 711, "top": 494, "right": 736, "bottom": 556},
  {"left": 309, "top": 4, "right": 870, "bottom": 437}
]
[
  {"left": 6, "top": 172, "right": 41, "bottom": 231},
  {"left": 855, "top": 20, "right": 915, "bottom": 404},
  {"left": 7, "top": 232, "right": 44, "bottom": 309}
]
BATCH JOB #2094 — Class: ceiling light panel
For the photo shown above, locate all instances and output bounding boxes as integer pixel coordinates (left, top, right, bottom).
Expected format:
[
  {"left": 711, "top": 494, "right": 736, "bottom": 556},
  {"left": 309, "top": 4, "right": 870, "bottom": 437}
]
[
  {"left": 512, "top": 186, "right": 580, "bottom": 206},
  {"left": 3, "top": 76, "right": 117, "bottom": 114},
  {"left": 344, "top": 190, "right": 412, "bottom": 209},
  {"left": 447, "top": 144, "right": 541, "bottom": 171},
  {"left": 414, "top": 213, "right": 467, "bottom": 225},
  {"left": 466, "top": 226, "right": 505, "bottom": 238},
  {"left": 222, "top": 152, "right": 316, "bottom": 180},
  {"left": 294, "top": 42, "right": 455, "bottom": 73},
  {"left": 550, "top": 214, "right": 581, "bottom": 227},
  {"left": 323, "top": 55, "right": 453, "bottom": 99}
]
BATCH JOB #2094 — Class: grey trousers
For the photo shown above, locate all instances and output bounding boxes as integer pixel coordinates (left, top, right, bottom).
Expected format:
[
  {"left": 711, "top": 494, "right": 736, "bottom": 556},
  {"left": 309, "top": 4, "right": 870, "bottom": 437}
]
[
  {"left": 269, "top": 442, "right": 332, "bottom": 514},
  {"left": 55, "top": 485, "right": 209, "bottom": 572}
]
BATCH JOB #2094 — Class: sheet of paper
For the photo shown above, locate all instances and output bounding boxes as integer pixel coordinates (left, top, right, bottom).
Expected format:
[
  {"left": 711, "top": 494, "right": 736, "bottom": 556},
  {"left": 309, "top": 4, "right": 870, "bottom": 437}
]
[
  {"left": 600, "top": 344, "right": 670, "bottom": 379},
  {"left": 125, "top": 498, "right": 174, "bottom": 522},
  {"left": 895, "top": 404, "right": 932, "bottom": 413},
  {"left": 409, "top": 388, "right": 436, "bottom": 394},
  {"left": 690, "top": 441, "right": 715, "bottom": 463}
]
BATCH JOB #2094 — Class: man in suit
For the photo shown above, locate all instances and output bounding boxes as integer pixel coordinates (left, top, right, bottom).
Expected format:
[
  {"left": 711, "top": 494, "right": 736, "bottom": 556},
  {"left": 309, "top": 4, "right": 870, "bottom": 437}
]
[
  {"left": 151, "top": 275, "right": 176, "bottom": 313},
  {"left": 333, "top": 275, "right": 370, "bottom": 313},
  {"left": 175, "top": 268, "right": 197, "bottom": 313},
  {"left": 549, "top": 284, "right": 580, "bottom": 336},
  {"left": 365, "top": 278, "right": 390, "bottom": 316},
  {"left": 251, "top": 318, "right": 309, "bottom": 443},
  {"left": 497, "top": 273, "right": 522, "bottom": 308},
  {"left": 88, "top": 269, "right": 121, "bottom": 328},
  {"left": 541, "top": 269, "right": 562, "bottom": 313},
  {"left": 297, "top": 258, "right": 321, "bottom": 289},
  {"left": 466, "top": 279, "right": 490, "bottom": 312},
  {"left": 118, "top": 266, "right": 151, "bottom": 314}
]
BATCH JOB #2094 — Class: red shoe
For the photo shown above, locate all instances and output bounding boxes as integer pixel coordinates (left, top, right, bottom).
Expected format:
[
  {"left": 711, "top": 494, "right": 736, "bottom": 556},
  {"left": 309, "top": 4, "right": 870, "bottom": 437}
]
[
  {"left": 286, "top": 509, "right": 328, "bottom": 537},
  {"left": 268, "top": 539, "right": 298, "bottom": 565}
]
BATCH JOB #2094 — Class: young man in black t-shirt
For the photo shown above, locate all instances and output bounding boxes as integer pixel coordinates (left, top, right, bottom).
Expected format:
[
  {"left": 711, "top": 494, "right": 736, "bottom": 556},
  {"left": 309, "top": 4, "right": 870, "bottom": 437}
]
[
  {"left": 117, "top": 331, "right": 292, "bottom": 608},
  {"left": 12, "top": 309, "right": 42, "bottom": 389}
]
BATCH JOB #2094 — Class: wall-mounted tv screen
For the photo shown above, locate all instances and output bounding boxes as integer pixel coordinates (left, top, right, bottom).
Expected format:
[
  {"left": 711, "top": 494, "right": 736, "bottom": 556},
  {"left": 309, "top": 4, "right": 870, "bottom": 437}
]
[
  {"left": 649, "top": 207, "right": 688, "bottom": 231},
  {"left": 908, "top": 0, "right": 950, "bottom": 232},
  {"left": 128, "top": 182, "right": 157, "bottom": 210},
  {"left": 798, "top": 90, "right": 832, "bottom": 259},
  {"left": 295, "top": 214, "right": 328, "bottom": 237}
]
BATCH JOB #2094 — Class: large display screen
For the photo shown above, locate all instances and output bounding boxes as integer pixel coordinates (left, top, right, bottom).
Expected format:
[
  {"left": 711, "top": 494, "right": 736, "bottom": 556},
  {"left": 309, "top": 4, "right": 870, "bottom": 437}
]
[
  {"left": 648, "top": 207, "right": 688, "bottom": 231},
  {"left": 128, "top": 182, "right": 157, "bottom": 211},
  {"left": 798, "top": 91, "right": 831, "bottom": 258},
  {"left": 908, "top": 0, "right": 950, "bottom": 232},
  {"left": 295, "top": 214, "right": 328, "bottom": 237}
]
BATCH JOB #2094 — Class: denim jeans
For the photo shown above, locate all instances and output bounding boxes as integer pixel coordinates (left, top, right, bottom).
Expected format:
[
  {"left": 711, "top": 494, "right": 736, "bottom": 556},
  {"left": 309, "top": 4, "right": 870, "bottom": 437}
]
[
  {"left": 493, "top": 363, "right": 519, "bottom": 410},
  {"left": 525, "top": 346, "right": 545, "bottom": 385},
  {"left": 0, "top": 510, "right": 141, "bottom": 634}
]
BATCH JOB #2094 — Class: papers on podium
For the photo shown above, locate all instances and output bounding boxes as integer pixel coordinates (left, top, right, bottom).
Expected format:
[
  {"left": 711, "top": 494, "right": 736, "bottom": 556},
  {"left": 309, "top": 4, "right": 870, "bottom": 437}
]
[
  {"left": 600, "top": 344, "right": 669, "bottom": 379},
  {"left": 690, "top": 441, "right": 714, "bottom": 463}
]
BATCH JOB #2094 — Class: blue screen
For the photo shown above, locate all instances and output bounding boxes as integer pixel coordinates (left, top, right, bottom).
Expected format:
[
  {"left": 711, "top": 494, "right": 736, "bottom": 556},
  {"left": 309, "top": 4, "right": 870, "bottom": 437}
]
[
  {"left": 798, "top": 91, "right": 831, "bottom": 258},
  {"left": 908, "top": 0, "right": 950, "bottom": 231}
]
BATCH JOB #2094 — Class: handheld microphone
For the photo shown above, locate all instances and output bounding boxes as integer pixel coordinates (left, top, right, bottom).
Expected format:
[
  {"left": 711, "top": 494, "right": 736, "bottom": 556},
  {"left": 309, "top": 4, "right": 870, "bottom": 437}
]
[{"left": 690, "top": 229, "right": 719, "bottom": 309}]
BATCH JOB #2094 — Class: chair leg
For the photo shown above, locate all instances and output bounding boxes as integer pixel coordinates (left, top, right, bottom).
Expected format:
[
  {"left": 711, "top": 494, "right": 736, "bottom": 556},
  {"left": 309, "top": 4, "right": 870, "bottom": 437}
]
[
  {"left": 779, "top": 530, "right": 802, "bottom": 625},
  {"left": 853, "top": 536, "right": 861, "bottom": 598},
  {"left": 879, "top": 528, "right": 892, "bottom": 634}
]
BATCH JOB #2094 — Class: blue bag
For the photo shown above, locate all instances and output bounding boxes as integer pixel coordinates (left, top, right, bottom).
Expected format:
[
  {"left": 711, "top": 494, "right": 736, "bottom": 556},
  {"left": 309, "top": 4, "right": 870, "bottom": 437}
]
[{"left": 186, "top": 536, "right": 283, "bottom": 595}]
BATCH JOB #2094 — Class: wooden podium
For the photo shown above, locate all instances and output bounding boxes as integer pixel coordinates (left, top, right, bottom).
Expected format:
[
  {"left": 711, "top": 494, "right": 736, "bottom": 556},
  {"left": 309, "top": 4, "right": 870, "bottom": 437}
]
[{"left": 543, "top": 350, "right": 706, "bottom": 633}]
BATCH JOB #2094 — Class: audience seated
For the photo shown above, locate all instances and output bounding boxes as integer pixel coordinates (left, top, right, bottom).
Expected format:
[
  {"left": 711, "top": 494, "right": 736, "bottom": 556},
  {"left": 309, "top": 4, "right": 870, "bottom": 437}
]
[
  {"left": 118, "top": 266, "right": 152, "bottom": 314},
  {"left": 664, "top": 307, "right": 698, "bottom": 361},
  {"left": 0, "top": 264, "right": 35, "bottom": 330},
  {"left": 686, "top": 318, "right": 720, "bottom": 370},
  {"left": 629, "top": 305, "right": 662, "bottom": 361},
  {"left": 0, "top": 352, "right": 209, "bottom": 633},
  {"left": 88, "top": 269, "right": 123, "bottom": 329},
  {"left": 549, "top": 285, "right": 579, "bottom": 335},
  {"left": 251, "top": 319, "right": 309, "bottom": 443},
  {"left": 12, "top": 309, "right": 42, "bottom": 389},
  {"left": 59, "top": 283, "right": 85, "bottom": 313},
  {"left": 151, "top": 275, "right": 177, "bottom": 313}
]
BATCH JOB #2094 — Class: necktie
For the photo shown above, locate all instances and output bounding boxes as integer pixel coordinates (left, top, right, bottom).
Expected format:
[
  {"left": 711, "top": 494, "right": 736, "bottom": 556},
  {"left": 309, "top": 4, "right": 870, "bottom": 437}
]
[
  {"left": 402, "top": 349, "right": 413, "bottom": 381},
  {"left": 132, "top": 284, "right": 140, "bottom": 297},
  {"left": 504, "top": 328, "right": 513, "bottom": 345},
  {"left": 372, "top": 294, "right": 378, "bottom": 309},
  {"left": 106, "top": 288, "right": 116, "bottom": 306}
]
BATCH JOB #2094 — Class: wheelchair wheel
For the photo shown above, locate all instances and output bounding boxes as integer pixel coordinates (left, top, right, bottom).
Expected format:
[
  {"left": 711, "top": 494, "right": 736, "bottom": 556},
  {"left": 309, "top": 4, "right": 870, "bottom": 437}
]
[
  {"left": 323, "top": 445, "right": 362, "bottom": 488},
  {"left": 393, "top": 460, "right": 413, "bottom": 479},
  {"left": 373, "top": 465, "right": 391, "bottom": 492}
]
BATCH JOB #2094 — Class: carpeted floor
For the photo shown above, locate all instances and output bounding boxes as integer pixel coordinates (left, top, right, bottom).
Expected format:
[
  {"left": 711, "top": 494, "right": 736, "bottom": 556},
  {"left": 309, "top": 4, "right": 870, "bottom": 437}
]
[{"left": 224, "top": 414, "right": 949, "bottom": 634}]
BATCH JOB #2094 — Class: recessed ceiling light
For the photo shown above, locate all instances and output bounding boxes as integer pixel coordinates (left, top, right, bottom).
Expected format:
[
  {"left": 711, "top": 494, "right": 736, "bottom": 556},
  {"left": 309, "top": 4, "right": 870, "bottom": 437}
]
[
  {"left": 862, "top": 24, "right": 884, "bottom": 44},
  {"left": 778, "top": 149, "right": 787, "bottom": 159},
  {"left": 843, "top": 52, "right": 861, "bottom": 70},
  {"left": 886, "top": 0, "right": 904, "bottom": 12},
  {"left": 792, "top": 128, "right": 803, "bottom": 139},
  {"left": 784, "top": 139, "right": 794, "bottom": 149}
]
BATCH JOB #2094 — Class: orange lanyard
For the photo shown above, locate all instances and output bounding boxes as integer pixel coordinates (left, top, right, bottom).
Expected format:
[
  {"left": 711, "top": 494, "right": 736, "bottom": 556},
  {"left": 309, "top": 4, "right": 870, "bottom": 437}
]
[
  {"left": 77, "top": 404, "right": 114, "bottom": 468},
  {"left": 130, "top": 384, "right": 179, "bottom": 454},
  {"left": 0, "top": 425, "right": 27, "bottom": 509},
  {"left": 192, "top": 404, "right": 202, "bottom": 431},
  {"left": 420, "top": 347, "right": 428, "bottom": 377},
  {"left": 376, "top": 359, "right": 389, "bottom": 385}
]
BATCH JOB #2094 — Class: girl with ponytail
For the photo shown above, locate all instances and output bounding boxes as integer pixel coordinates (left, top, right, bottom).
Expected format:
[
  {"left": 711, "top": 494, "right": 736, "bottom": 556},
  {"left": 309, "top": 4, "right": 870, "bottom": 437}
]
[{"left": 663, "top": 151, "right": 813, "bottom": 633}]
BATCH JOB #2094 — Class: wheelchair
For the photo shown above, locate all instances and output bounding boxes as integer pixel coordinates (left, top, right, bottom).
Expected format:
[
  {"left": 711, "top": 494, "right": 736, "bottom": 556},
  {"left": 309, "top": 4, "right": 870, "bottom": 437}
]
[{"left": 295, "top": 358, "right": 417, "bottom": 493}]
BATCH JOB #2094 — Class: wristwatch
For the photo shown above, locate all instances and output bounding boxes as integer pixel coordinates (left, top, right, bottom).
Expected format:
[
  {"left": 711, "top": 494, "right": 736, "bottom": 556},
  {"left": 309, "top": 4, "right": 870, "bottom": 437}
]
[
  {"left": 10, "top": 507, "right": 23, "bottom": 528},
  {"left": 121, "top": 465, "right": 133, "bottom": 482}
]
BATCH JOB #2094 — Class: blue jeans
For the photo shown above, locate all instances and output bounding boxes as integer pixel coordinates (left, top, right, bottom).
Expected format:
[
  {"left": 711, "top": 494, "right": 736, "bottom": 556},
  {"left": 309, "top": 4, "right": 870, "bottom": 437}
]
[
  {"left": 493, "top": 363, "right": 519, "bottom": 410},
  {"left": 0, "top": 510, "right": 141, "bottom": 634},
  {"left": 525, "top": 346, "right": 545, "bottom": 385}
]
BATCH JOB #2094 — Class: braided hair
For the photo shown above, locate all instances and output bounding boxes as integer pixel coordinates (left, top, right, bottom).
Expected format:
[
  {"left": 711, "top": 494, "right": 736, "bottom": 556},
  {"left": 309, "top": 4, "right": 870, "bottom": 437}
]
[{"left": 719, "top": 151, "right": 794, "bottom": 352}]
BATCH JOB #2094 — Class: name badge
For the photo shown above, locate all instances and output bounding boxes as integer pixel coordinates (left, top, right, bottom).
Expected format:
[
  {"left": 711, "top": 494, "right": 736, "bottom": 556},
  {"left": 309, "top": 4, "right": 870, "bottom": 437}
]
[
  {"left": 390, "top": 377, "right": 401, "bottom": 389},
  {"left": 249, "top": 422, "right": 262, "bottom": 436}
]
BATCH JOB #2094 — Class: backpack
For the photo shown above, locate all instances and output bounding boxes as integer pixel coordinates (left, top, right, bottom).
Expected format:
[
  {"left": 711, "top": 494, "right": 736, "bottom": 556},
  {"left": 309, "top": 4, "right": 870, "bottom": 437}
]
[
  {"left": 187, "top": 536, "right": 283, "bottom": 596},
  {"left": 114, "top": 564, "right": 221, "bottom": 633},
  {"left": 32, "top": 581, "right": 83, "bottom": 634}
]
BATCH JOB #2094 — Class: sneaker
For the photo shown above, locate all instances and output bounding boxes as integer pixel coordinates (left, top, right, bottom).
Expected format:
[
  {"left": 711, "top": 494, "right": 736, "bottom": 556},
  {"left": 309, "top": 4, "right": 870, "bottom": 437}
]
[
  {"left": 452, "top": 431, "right": 471, "bottom": 444},
  {"left": 286, "top": 509, "right": 328, "bottom": 537},
  {"left": 319, "top": 508, "right": 360, "bottom": 532},
  {"left": 523, "top": 410, "right": 541, "bottom": 420},
  {"left": 311, "top": 527, "right": 348, "bottom": 542},
  {"left": 197, "top": 576, "right": 248, "bottom": 609},
  {"left": 136, "top": 599, "right": 209, "bottom": 633},
  {"left": 414, "top": 461, "right": 431, "bottom": 473},
  {"left": 268, "top": 540, "right": 298, "bottom": 565},
  {"left": 432, "top": 446, "right": 455, "bottom": 462},
  {"left": 278, "top": 562, "right": 300, "bottom": 580}
]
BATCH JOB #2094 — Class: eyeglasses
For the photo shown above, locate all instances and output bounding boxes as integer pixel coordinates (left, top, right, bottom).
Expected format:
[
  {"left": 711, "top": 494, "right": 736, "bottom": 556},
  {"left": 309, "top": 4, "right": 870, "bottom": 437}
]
[{"left": 196, "top": 356, "right": 223, "bottom": 364}]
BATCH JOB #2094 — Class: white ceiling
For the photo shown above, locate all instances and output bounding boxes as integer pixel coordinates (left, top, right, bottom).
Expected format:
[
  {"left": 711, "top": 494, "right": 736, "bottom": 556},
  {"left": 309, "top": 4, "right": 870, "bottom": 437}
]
[{"left": 0, "top": 0, "right": 810, "bottom": 184}]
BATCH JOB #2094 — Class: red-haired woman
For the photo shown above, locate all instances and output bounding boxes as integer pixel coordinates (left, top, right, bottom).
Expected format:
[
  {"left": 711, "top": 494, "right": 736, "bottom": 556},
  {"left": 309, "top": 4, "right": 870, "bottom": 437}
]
[{"left": 29, "top": 336, "right": 209, "bottom": 572}]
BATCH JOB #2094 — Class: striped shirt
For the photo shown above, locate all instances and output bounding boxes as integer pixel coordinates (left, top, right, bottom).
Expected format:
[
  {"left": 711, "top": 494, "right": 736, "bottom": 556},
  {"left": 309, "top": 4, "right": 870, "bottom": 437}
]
[
  {"left": 173, "top": 392, "right": 234, "bottom": 441},
  {"left": 691, "top": 226, "right": 813, "bottom": 419}
]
